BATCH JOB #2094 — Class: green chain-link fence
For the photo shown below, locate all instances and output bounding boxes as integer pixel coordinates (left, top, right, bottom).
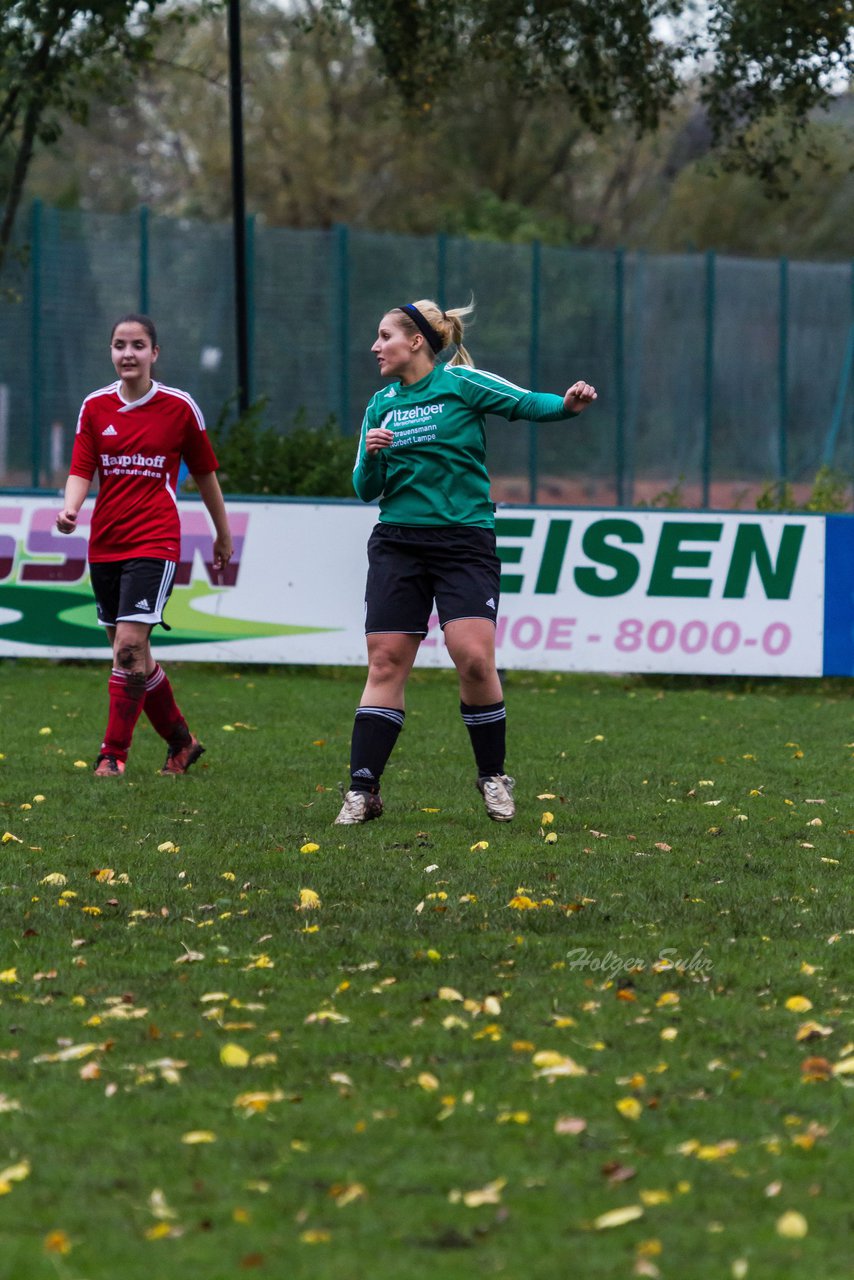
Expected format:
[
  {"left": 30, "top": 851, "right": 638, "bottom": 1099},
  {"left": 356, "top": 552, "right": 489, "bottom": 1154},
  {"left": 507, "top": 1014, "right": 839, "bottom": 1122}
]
[{"left": 1, "top": 202, "right": 853, "bottom": 506}]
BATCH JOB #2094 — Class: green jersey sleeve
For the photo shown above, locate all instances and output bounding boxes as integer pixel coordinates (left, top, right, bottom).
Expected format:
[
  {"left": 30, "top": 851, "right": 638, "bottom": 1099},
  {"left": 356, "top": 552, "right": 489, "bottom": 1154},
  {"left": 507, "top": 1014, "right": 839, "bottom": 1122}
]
[
  {"left": 444, "top": 365, "right": 576, "bottom": 422},
  {"left": 352, "top": 398, "right": 388, "bottom": 502}
]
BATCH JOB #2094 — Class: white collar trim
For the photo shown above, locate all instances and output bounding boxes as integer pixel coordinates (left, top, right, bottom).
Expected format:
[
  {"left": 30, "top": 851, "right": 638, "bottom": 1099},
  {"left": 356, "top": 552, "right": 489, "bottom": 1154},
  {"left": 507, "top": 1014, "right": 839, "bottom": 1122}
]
[{"left": 117, "top": 379, "right": 159, "bottom": 411}]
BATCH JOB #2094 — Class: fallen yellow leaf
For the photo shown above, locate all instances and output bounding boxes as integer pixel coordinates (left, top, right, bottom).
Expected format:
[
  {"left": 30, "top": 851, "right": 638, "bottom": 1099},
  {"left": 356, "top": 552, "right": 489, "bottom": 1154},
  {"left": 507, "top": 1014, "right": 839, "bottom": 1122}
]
[
  {"left": 532, "top": 1050, "right": 587, "bottom": 1078},
  {"left": 785, "top": 995, "right": 813, "bottom": 1013},
  {"left": 796, "top": 1021, "right": 833, "bottom": 1042},
  {"left": 616, "top": 1097, "right": 643, "bottom": 1121},
  {"left": 144, "top": 1222, "right": 177, "bottom": 1240},
  {"left": 451, "top": 1177, "right": 507, "bottom": 1207},
  {"left": 497, "top": 1110, "right": 529, "bottom": 1125},
  {"left": 594, "top": 1204, "right": 644, "bottom": 1230},
  {"left": 220, "top": 1043, "right": 250, "bottom": 1068},
  {"left": 32, "top": 1043, "right": 98, "bottom": 1063},
  {"left": 43, "top": 1230, "right": 72, "bottom": 1255},
  {"left": 330, "top": 1182, "right": 366, "bottom": 1208},
  {"left": 639, "top": 1190, "right": 671, "bottom": 1206},
  {"left": 695, "top": 1140, "right": 739, "bottom": 1160},
  {"left": 0, "top": 1160, "right": 31, "bottom": 1195},
  {"left": 776, "top": 1210, "right": 808, "bottom": 1239},
  {"left": 508, "top": 894, "right": 539, "bottom": 910},
  {"left": 233, "top": 1089, "right": 286, "bottom": 1113}
]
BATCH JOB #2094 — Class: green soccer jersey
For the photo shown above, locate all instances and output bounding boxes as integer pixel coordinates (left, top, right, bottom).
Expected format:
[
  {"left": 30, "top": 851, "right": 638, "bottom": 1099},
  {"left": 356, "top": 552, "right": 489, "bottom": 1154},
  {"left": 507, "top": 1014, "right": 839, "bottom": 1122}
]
[{"left": 352, "top": 363, "right": 577, "bottom": 527}]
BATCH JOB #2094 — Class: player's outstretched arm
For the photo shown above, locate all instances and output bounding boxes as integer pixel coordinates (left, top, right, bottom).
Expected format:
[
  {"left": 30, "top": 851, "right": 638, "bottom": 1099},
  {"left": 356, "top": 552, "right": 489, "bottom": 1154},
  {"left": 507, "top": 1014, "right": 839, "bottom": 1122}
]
[
  {"left": 56, "top": 475, "right": 91, "bottom": 534},
  {"left": 194, "top": 471, "right": 233, "bottom": 571},
  {"left": 563, "top": 381, "right": 598, "bottom": 415}
]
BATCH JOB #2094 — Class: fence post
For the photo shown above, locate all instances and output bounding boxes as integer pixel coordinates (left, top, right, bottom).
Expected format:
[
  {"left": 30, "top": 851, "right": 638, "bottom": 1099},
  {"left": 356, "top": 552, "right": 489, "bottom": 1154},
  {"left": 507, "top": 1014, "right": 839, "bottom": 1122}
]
[
  {"left": 528, "top": 239, "right": 541, "bottom": 504},
  {"left": 820, "top": 259, "right": 854, "bottom": 468},
  {"left": 336, "top": 224, "right": 350, "bottom": 434},
  {"left": 139, "top": 204, "right": 149, "bottom": 313},
  {"left": 702, "top": 249, "right": 716, "bottom": 509},
  {"left": 614, "top": 247, "right": 626, "bottom": 506},
  {"left": 778, "top": 256, "right": 789, "bottom": 486},
  {"left": 30, "top": 199, "right": 42, "bottom": 489},
  {"left": 437, "top": 232, "right": 447, "bottom": 311},
  {"left": 246, "top": 212, "right": 256, "bottom": 404}
]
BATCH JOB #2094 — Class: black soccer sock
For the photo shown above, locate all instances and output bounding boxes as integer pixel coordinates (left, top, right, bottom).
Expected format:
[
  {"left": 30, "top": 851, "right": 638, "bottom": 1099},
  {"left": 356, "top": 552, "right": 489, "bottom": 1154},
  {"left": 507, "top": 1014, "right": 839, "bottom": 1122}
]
[
  {"left": 348, "top": 706, "right": 405, "bottom": 793},
  {"left": 460, "top": 700, "right": 507, "bottom": 778}
]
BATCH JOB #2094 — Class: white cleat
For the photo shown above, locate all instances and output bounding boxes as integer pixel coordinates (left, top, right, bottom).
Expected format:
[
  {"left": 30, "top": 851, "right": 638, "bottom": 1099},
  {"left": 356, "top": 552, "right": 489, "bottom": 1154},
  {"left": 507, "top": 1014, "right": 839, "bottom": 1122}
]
[
  {"left": 476, "top": 774, "right": 516, "bottom": 822},
  {"left": 334, "top": 789, "right": 384, "bottom": 825}
]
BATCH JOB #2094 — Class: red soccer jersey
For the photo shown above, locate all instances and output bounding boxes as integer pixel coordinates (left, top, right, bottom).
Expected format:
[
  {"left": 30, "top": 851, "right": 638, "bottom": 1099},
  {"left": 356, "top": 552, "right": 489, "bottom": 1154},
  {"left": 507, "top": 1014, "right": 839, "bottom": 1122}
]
[{"left": 69, "top": 380, "right": 219, "bottom": 563}]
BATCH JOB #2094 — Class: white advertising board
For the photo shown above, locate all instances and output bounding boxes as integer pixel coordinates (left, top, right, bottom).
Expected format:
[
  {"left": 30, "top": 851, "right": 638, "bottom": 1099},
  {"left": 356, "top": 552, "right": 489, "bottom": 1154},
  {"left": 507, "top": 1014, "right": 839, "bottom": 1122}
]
[{"left": 0, "top": 498, "right": 837, "bottom": 676}]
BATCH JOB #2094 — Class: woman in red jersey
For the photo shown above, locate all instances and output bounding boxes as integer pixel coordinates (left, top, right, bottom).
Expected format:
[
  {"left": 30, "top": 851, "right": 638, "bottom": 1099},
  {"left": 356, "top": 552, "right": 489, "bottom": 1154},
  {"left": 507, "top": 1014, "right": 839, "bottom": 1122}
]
[{"left": 56, "top": 314, "right": 233, "bottom": 777}]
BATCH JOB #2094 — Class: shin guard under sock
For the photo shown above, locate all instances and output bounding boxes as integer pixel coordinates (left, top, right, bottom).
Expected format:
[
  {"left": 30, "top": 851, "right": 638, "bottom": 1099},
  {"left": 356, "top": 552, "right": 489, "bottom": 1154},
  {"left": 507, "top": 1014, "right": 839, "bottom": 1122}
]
[
  {"left": 144, "top": 663, "right": 190, "bottom": 745},
  {"left": 349, "top": 706, "right": 404, "bottom": 793},
  {"left": 460, "top": 700, "right": 506, "bottom": 778},
  {"left": 101, "top": 668, "right": 146, "bottom": 761}
]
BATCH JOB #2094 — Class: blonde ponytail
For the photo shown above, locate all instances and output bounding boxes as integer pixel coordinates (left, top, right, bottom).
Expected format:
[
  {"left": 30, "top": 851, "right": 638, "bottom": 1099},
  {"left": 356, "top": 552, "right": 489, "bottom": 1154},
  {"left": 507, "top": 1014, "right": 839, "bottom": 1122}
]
[{"left": 398, "top": 298, "right": 475, "bottom": 367}]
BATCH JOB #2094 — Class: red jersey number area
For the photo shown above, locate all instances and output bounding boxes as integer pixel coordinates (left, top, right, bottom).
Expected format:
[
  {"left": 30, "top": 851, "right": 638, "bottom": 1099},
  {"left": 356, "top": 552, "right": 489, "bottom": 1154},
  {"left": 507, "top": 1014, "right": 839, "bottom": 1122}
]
[{"left": 70, "top": 381, "right": 219, "bottom": 563}]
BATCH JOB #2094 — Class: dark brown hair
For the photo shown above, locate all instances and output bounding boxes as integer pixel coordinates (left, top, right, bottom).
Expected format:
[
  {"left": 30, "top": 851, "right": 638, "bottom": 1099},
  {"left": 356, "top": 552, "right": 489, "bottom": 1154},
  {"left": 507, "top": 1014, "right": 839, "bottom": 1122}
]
[{"left": 110, "top": 314, "right": 158, "bottom": 346}]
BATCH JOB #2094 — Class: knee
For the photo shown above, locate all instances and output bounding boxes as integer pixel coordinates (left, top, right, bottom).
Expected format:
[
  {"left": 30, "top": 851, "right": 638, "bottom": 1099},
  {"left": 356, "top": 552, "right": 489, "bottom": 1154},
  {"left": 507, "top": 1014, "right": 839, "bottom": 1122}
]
[
  {"left": 115, "top": 641, "right": 145, "bottom": 673},
  {"left": 454, "top": 650, "right": 494, "bottom": 687},
  {"left": 368, "top": 643, "right": 411, "bottom": 685}
]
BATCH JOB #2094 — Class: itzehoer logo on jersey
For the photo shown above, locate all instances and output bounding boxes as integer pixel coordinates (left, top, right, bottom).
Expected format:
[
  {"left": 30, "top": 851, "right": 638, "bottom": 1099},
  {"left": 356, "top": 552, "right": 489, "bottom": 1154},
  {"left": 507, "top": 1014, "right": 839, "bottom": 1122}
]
[
  {"left": 385, "top": 402, "right": 445, "bottom": 447},
  {"left": 390, "top": 404, "right": 444, "bottom": 424},
  {"left": 100, "top": 451, "right": 166, "bottom": 478}
]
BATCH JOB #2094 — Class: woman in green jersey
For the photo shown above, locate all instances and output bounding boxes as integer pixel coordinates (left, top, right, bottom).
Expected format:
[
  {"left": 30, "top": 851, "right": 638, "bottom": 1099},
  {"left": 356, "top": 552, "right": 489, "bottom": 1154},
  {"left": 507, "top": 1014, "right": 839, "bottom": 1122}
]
[{"left": 335, "top": 298, "right": 596, "bottom": 825}]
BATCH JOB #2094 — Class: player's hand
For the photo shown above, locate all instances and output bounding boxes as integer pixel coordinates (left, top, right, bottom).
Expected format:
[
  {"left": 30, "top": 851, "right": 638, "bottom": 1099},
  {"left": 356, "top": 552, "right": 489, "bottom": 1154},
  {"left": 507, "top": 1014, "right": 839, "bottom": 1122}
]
[
  {"left": 212, "top": 532, "right": 233, "bottom": 572},
  {"left": 564, "top": 381, "right": 597, "bottom": 414},
  {"left": 56, "top": 509, "right": 78, "bottom": 534},
  {"left": 365, "top": 427, "right": 394, "bottom": 455}
]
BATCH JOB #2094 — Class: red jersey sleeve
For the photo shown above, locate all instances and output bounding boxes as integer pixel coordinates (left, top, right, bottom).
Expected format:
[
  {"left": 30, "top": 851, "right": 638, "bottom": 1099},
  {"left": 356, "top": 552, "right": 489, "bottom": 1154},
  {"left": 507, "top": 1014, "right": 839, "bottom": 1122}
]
[
  {"left": 68, "top": 401, "right": 99, "bottom": 480},
  {"left": 178, "top": 396, "right": 219, "bottom": 476}
]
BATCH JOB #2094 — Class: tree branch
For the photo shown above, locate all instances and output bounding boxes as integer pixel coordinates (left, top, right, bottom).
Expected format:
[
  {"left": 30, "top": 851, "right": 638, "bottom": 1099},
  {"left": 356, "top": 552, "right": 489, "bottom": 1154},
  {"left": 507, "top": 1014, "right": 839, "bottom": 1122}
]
[{"left": 0, "top": 92, "right": 42, "bottom": 272}]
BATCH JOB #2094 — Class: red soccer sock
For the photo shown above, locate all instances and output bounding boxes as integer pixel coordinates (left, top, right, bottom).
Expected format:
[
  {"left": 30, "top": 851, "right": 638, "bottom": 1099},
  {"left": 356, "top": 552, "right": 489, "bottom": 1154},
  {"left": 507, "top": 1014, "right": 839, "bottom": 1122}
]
[
  {"left": 144, "top": 663, "right": 190, "bottom": 746},
  {"left": 101, "top": 668, "right": 146, "bottom": 762}
]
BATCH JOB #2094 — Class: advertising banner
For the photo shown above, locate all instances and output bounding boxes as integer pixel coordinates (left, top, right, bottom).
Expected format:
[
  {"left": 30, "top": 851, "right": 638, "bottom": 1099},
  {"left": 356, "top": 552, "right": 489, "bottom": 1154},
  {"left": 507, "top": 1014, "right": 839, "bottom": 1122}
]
[{"left": 0, "top": 497, "right": 851, "bottom": 675}]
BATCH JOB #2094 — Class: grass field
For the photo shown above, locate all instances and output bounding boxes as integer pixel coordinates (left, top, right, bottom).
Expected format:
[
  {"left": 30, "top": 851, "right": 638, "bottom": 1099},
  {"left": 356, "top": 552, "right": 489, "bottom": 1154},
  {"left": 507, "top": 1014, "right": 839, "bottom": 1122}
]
[{"left": 0, "top": 660, "right": 852, "bottom": 1280}]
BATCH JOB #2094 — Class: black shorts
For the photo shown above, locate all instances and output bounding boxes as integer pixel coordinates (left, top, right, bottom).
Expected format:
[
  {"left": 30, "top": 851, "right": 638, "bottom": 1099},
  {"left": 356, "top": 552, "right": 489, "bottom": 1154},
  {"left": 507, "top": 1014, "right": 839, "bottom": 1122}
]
[
  {"left": 89, "top": 558, "right": 177, "bottom": 629},
  {"left": 364, "top": 524, "right": 501, "bottom": 635}
]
